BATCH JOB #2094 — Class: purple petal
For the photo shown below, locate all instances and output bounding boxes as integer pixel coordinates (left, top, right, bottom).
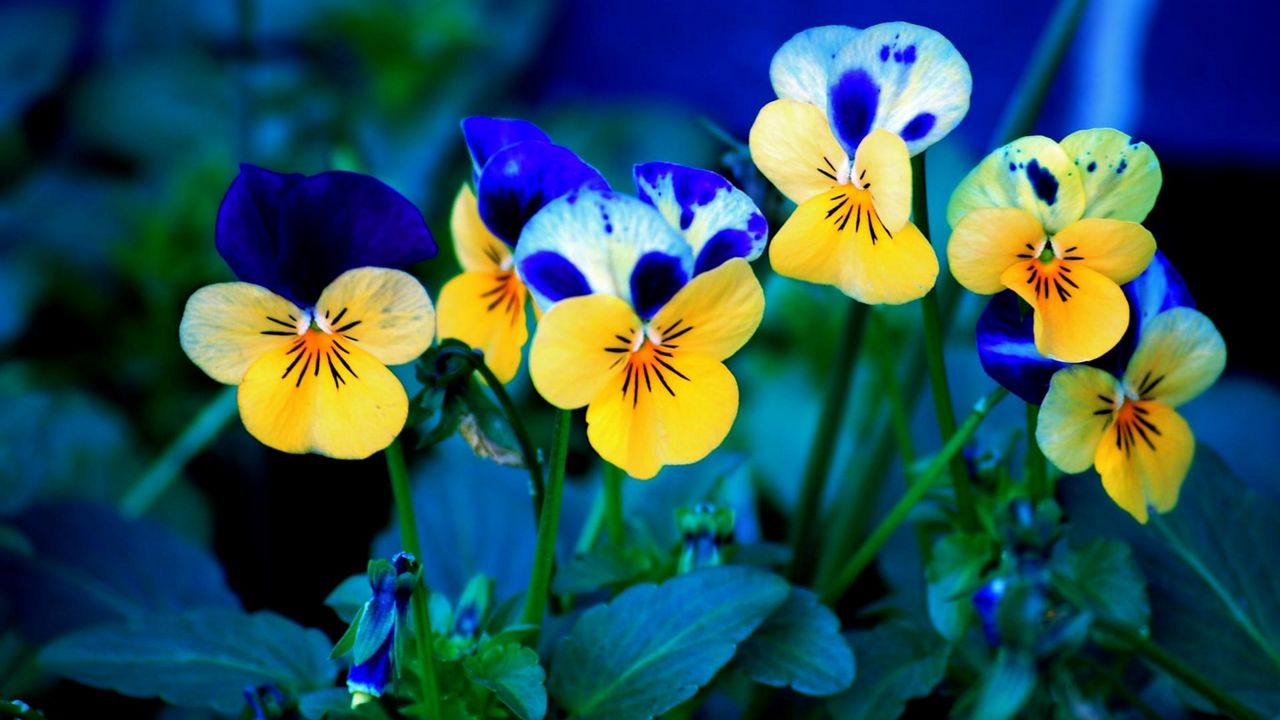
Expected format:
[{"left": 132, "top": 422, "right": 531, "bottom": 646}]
[
  {"left": 630, "top": 251, "right": 689, "bottom": 320},
  {"left": 520, "top": 250, "right": 593, "bottom": 303},
  {"left": 633, "top": 161, "right": 766, "bottom": 273},
  {"left": 477, "top": 141, "right": 609, "bottom": 246},
  {"left": 346, "top": 632, "right": 395, "bottom": 697},
  {"left": 461, "top": 117, "right": 552, "bottom": 180},
  {"left": 828, "top": 68, "right": 880, "bottom": 153},
  {"left": 216, "top": 165, "right": 436, "bottom": 306}
]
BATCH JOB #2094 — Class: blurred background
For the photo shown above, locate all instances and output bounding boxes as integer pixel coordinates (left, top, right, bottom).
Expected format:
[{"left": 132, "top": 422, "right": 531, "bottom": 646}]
[{"left": 2, "top": 0, "right": 1278, "bottom": 715}]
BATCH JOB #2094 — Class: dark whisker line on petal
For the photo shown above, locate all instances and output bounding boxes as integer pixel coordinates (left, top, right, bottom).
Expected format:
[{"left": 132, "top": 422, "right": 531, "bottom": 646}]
[
  {"left": 332, "top": 308, "right": 349, "bottom": 326},
  {"left": 333, "top": 340, "right": 350, "bottom": 354},
  {"left": 282, "top": 350, "right": 306, "bottom": 379},
  {"left": 266, "top": 316, "right": 295, "bottom": 329},
  {"left": 261, "top": 330, "right": 295, "bottom": 336},
  {"left": 826, "top": 196, "right": 850, "bottom": 218},
  {"left": 817, "top": 167, "right": 838, "bottom": 181},
  {"left": 335, "top": 319, "right": 362, "bottom": 333},
  {"left": 654, "top": 356, "right": 690, "bottom": 381},
  {"left": 652, "top": 364, "right": 676, "bottom": 396},
  {"left": 335, "top": 351, "right": 359, "bottom": 379},
  {"left": 664, "top": 325, "right": 693, "bottom": 342},
  {"left": 296, "top": 353, "right": 311, "bottom": 387}
]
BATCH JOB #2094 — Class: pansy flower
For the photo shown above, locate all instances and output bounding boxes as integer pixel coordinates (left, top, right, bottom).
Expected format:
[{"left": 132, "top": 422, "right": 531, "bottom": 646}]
[
  {"left": 436, "top": 117, "right": 608, "bottom": 382},
  {"left": 339, "top": 553, "right": 417, "bottom": 702},
  {"left": 947, "top": 129, "right": 1162, "bottom": 362},
  {"left": 1036, "top": 308, "right": 1226, "bottom": 523},
  {"left": 977, "top": 250, "right": 1193, "bottom": 404},
  {"left": 749, "top": 23, "right": 971, "bottom": 303},
  {"left": 179, "top": 165, "right": 436, "bottom": 459},
  {"left": 517, "top": 163, "right": 767, "bottom": 479}
]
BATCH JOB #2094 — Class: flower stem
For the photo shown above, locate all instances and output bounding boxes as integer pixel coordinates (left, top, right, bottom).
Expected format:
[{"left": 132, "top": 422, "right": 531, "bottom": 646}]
[
  {"left": 521, "top": 408, "right": 571, "bottom": 631},
  {"left": 789, "top": 300, "right": 869, "bottom": 582},
  {"left": 603, "top": 461, "right": 626, "bottom": 546},
  {"left": 913, "top": 153, "right": 978, "bottom": 531},
  {"left": 1025, "top": 403, "right": 1049, "bottom": 500},
  {"left": 467, "top": 353, "right": 545, "bottom": 520},
  {"left": 1093, "top": 618, "right": 1263, "bottom": 720},
  {"left": 870, "top": 312, "right": 915, "bottom": 468},
  {"left": 384, "top": 439, "right": 443, "bottom": 720},
  {"left": 821, "top": 387, "right": 1008, "bottom": 604},
  {"left": 121, "top": 386, "right": 238, "bottom": 517},
  {"left": 991, "top": 0, "right": 1089, "bottom": 147}
]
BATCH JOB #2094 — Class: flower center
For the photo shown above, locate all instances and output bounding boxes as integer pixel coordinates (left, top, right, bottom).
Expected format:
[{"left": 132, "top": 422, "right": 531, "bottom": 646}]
[
  {"left": 1093, "top": 397, "right": 1165, "bottom": 457},
  {"left": 603, "top": 317, "right": 695, "bottom": 408},
  {"left": 1015, "top": 237, "right": 1086, "bottom": 303},
  {"left": 823, "top": 186, "right": 894, "bottom": 244},
  {"left": 480, "top": 271, "right": 525, "bottom": 324},
  {"left": 261, "top": 304, "right": 365, "bottom": 390}
]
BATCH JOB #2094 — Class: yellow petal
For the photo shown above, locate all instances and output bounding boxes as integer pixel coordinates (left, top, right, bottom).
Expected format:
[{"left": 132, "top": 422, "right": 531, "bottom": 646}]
[
  {"left": 852, "top": 129, "right": 911, "bottom": 231},
  {"left": 437, "top": 270, "right": 529, "bottom": 383},
  {"left": 451, "top": 184, "right": 511, "bottom": 273},
  {"left": 768, "top": 190, "right": 851, "bottom": 289},
  {"left": 1051, "top": 219, "right": 1155, "bottom": 285},
  {"left": 1003, "top": 260, "right": 1127, "bottom": 363},
  {"left": 947, "top": 207, "right": 1046, "bottom": 295},
  {"left": 1122, "top": 308, "right": 1226, "bottom": 407},
  {"left": 314, "top": 267, "right": 435, "bottom": 366},
  {"left": 180, "top": 282, "right": 304, "bottom": 385},
  {"left": 1037, "top": 365, "right": 1123, "bottom": 473},
  {"left": 528, "top": 294, "right": 638, "bottom": 409},
  {"left": 1094, "top": 400, "right": 1194, "bottom": 523},
  {"left": 237, "top": 331, "right": 408, "bottom": 459},
  {"left": 1059, "top": 128, "right": 1162, "bottom": 223},
  {"left": 649, "top": 258, "right": 764, "bottom": 362},
  {"left": 946, "top": 135, "right": 1085, "bottom": 235},
  {"left": 586, "top": 350, "right": 738, "bottom": 480},
  {"left": 748, "top": 99, "right": 847, "bottom": 205},
  {"left": 843, "top": 219, "right": 938, "bottom": 305}
]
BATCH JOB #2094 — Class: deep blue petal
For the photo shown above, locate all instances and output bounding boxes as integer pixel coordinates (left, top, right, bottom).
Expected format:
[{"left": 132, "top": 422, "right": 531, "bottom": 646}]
[
  {"left": 461, "top": 117, "right": 551, "bottom": 181},
  {"left": 976, "top": 291, "right": 1067, "bottom": 405},
  {"left": 520, "top": 250, "right": 593, "bottom": 303},
  {"left": 695, "top": 229, "right": 755, "bottom": 275},
  {"left": 216, "top": 165, "right": 436, "bottom": 306},
  {"left": 346, "top": 632, "right": 395, "bottom": 697},
  {"left": 972, "top": 578, "right": 1007, "bottom": 647},
  {"left": 476, "top": 142, "right": 609, "bottom": 246},
  {"left": 633, "top": 161, "right": 767, "bottom": 270},
  {"left": 828, "top": 68, "right": 880, "bottom": 152},
  {"left": 1094, "top": 250, "right": 1195, "bottom": 377},
  {"left": 630, "top": 251, "right": 689, "bottom": 320}
]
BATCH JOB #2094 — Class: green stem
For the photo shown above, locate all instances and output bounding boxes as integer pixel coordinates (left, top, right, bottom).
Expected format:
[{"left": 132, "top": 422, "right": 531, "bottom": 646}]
[
  {"left": 521, "top": 408, "right": 571, "bottom": 630},
  {"left": 1025, "top": 403, "right": 1048, "bottom": 500},
  {"left": 991, "top": 0, "right": 1089, "bottom": 147},
  {"left": 121, "top": 386, "right": 238, "bottom": 517},
  {"left": 1093, "top": 619, "right": 1262, "bottom": 720},
  {"left": 603, "top": 462, "right": 626, "bottom": 546},
  {"left": 384, "top": 439, "right": 442, "bottom": 720},
  {"left": 870, "top": 313, "right": 915, "bottom": 468},
  {"left": 913, "top": 153, "right": 977, "bottom": 531},
  {"left": 821, "top": 387, "right": 1007, "bottom": 604},
  {"left": 466, "top": 352, "right": 545, "bottom": 520},
  {"left": 788, "top": 300, "right": 869, "bottom": 582}
]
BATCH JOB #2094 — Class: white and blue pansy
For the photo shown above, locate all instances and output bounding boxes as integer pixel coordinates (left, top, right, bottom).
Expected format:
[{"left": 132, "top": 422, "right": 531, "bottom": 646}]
[
  {"left": 633, "top": 162, "right": 767, "bottom": 275},
  {"left": 515, "top": 189, "right": 695, "bottom": 319},
  {"left": 770, "top": 25, "right": 861, "bottom": 108},
  {"left": 827, "top": 22, "right": 971, "bottom": 156},
  {"left": 461, "top": 116, "right": 551, "bottom": 181}
]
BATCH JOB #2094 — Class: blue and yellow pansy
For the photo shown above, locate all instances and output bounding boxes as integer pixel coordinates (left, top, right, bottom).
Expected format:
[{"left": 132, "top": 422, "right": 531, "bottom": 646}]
[
  {"left": 947, "top": 129, "right": 1162, "bottom": 362},
  {"left": 1036, "top": 307, "right": 1226, "bottom": 523},
  {"left": 749, "top": 22, "right": 971, "bottom": 303},
  {"left": 436, "top": 118, "right": 608, "bottom": 382},
  {"left": 518, "top": 163, "right": 767, "bottom": 479},
  {"left": 179, "top": 165, "right": 437, "bottom": 460}
]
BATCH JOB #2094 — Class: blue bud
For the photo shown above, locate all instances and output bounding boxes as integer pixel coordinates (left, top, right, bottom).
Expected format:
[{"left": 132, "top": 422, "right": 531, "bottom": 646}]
[{"left": 972, "top": 577, "right": 1009, "bottom": 647}]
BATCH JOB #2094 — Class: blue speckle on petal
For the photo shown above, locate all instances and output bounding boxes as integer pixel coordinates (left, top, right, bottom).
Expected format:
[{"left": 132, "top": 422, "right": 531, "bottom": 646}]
[
  {"left": 630, "top": 252, "right": 689, "bottom": 319},
  {"left": 520, "top": 251, "right": 592, "bottom": 302},
  {"left": 695, "top": 229, "right": 754, "bottom": 274},
  {"left": 879, "top": 44, "right": 890, "bottom": 61},
  {"left": 900, "top": 113, "right": 936, "bottom": 142},
  {"left": 901, "top": 44, "right": 917, "bottom": 64},
  {"left": 1087, "top": 161, "right": 1097, "bottom": 172},
  {"left": 829, "top": 69, "right": 879, "bottom": 150},
  {"left": 1024, "top": 159, "right": 1059, "bottom": 205},
  {"left": 1008, "top": 162, "right": 1017, "bottom": 172},
  {"left": 1116, "top": 158, "right": 1128, "bottom": 174}
]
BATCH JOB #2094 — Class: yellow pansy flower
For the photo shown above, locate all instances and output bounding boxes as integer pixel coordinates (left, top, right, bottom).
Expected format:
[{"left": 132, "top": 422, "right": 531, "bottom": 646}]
[
  {"left": 1036, "top": 308, "right": 1226, "bottom": 522},
  {"left": 947, "top": 129, "right": 1162, "bottom": 362},
  {"left": 749, "top": 22, "right": 972, "bottom": 303}
]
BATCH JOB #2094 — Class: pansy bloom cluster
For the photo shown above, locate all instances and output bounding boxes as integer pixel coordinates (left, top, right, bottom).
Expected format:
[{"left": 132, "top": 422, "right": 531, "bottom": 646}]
[
  {"left": 518, "top": 164, "right": 767, "bottom": 479},
  {"left": 947, "top": 132, "right": 1227, "bottom": 522},
  {"left": 750, "top": 22, "right": 971, "bottom": 304},
  {"left": 180, "top": 166, "right": 437, "bottom": 459}
]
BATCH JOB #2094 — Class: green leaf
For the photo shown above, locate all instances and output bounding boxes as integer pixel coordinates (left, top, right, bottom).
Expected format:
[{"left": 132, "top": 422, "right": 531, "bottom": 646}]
[
  {"left": 330, "top": 605, "right": 365, "bottom": 660},
  {"left": 736, "top": 588, "right": 854, "bottom": 696},
  {"left": 826, "top": 619, "right": 949, "bottom": 720},
  {"left": 457, "top": 378, "right": 523, "bottom": 467},
  {"left": 298, "top": 688, "right": 361, "bottom": 720},
  {"left": 1063, "top": 448, "right": 1280, "bottom": 715},
  {"left": 39, "top": 609, "right": 337, "bottom": 715},
  {"left": 925, "top": 533, "right": 993, "bottom": 641},
  {"left": 464, "top": 640, "right": 547, "bottom": 720},
  {"left": 325, "top": 574, "right": 369, "bottom": 624},
  {"left": 970, "top": 649, "right": 1036, "bottom": 720},
  {"left": 551, "top": 544, "right": 654, "bottom": 596},
  {"left": 1050, "top": 536, "right": 1148, "bottom": 628},
  {"left": 549, "top": 565, "right": 789, "bottom": 720}
]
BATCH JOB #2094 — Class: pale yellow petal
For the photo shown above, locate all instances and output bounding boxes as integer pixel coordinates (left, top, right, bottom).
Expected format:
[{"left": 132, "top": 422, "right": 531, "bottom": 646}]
[
  {"left": 1094, "top": 401, "right": 1194, "bottom": 522},
  {"left": 649, "top": 258, "right": 764, "bottom": 362},
  {"left": 1003, "top": 260, "right": 1128, "bottom": 363},
  {"left": 947, "top": 208, "right": 1046, "bottom": 295},
  {"left": 437, "top": 270, "right": 529, "bottom": 383},
  {"left": 1122, "top": 308, "right": 1226, "bottom": 407},
  {"left": 528, "top": 294, "right": 637, "bottom": 409},
  {"left": 1037, "top": 366, "right": 1123, "bottom": 473},
  {"left": 749, "top": 99, "right": 846, "bottom": 205},
  {"left": 946, "top": 135, "right": 1085, "bottom": 234},
  {"left": 314, "top": 267, "right": 435, "bottom": 366},
  {"left": 1051, "top": 219, "right": 1155, "bottom": 285},
  {"left": 852, "top": 129, "right": 911, "bottom": 231},
  {"left": 180, "top": 282, "right": 303, "bottom": 385},
  {"left": 1059, "top": 128, "right": 1162, "bottom": 223}
]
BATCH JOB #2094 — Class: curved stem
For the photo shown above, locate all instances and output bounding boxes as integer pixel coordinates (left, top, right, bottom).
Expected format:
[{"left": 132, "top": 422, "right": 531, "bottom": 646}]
[
  {"left": 521, "top": 408, "right": 571, "bottom": 631},
  {"left": 913, "top": 153, "right": 978, "bottom": 531},
  {"left": 1093, "top": 618, "right": 1262, "bottom": 720},
  {"left": 603, "top": 461, "right": 626, "bottom": 546},
  {"left": 991, "top": 0, "right": 1090, "bottom": 148},
  {"left": 789, "top": 300, "right": 869, "bottom": 582},
  {"left": 121, "top": 386, "right": 238, "bottom": 517},
  {"left": 821, "top": 387, "right": 1008, "bottom": 604},
  {"left": 384, "top": 439, "right": 442, "bottom": 720}
]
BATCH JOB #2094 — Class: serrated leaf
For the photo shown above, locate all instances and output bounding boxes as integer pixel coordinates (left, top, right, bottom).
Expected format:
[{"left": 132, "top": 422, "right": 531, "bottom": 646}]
[
  {"left": 325, "top": 575, "right": 369, "bottom": 624},
  {"left": 925, "top": 533, "right": 993, "bottom": 642},
  {"left": 0, "top": 501, "right": 238, "bottom": 643},
  {"left": 551, "top": 544, "right": 654, "bottom": 596},
  {"left": 40, "top": 610, "right": 337, "bottom": 715},
  {"left": 736, "top": 588, "right": 854, "bottom": 696},
  {"left": 465, "top": 641, "right": 547, "bottom": 720},
  {"left": 549, "top": 565, "right": 788, "bottom": 720},
  {"left": 1050, "top": 536, "right": 1148, "bottom": 628},
  {"left": 827, "top": 619, "right": 949, "bottom": 720}
]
